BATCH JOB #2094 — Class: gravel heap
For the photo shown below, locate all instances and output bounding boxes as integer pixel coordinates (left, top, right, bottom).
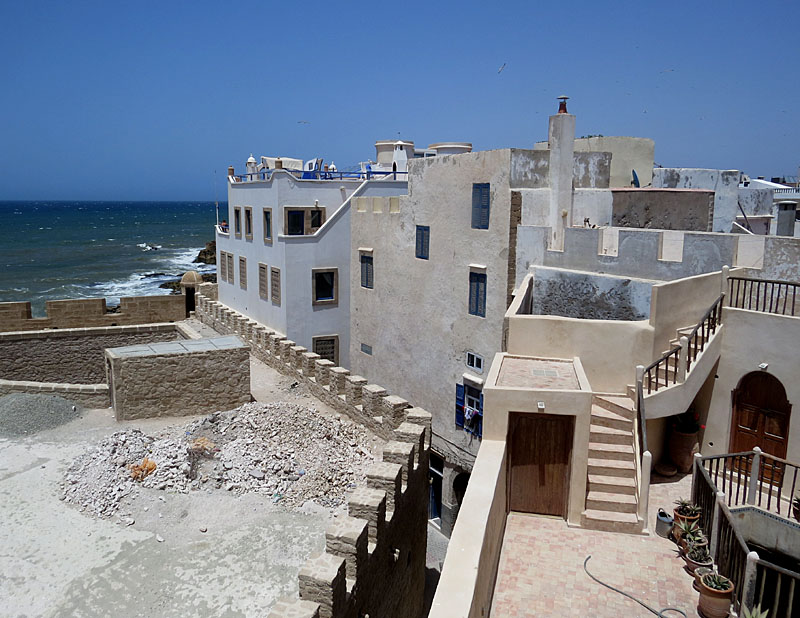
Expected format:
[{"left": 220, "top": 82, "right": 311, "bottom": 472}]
[
  {"left": 62, "top": 401, "right": 377, "bottom": 518},
  {"left": 0, "top": 393, "right": 83, "bottom": 438}
]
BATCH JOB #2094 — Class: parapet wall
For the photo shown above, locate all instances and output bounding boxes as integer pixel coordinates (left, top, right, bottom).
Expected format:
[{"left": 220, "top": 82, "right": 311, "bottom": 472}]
[
  {"left": 194, "top": 291, "right": 433, "bottom": 618},
  {"left": 0, "top": 324, "right": 182, "bottom": 384},
  {"left": 0, "top": 295, "right": 186, "bottom": 333}
]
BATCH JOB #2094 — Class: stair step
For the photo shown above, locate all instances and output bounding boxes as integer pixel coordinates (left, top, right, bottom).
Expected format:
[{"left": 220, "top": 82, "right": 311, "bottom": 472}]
[
  {"left": 588, "top": 474, "right": 637, "bottom": 495},
  {"left": 586, "top": 490, "right": 638, "bottom": 513},
  {"left": 581, "top": 509, "right": 642, "bottom": 534},
  {"left": 591, "top": 405, "right": 634, "bottom": 431},
  {"left": 589, "top": 424, "right": 632, "bottom": 445},
  {"left": 593, "top": 395, "right": 635, "bottom": 417},
  {"left": 588, "top": 442, "right": 634, "bottom": 461},
  {"left": 587, "top": 457, "right": 636, "bottom": 477}
]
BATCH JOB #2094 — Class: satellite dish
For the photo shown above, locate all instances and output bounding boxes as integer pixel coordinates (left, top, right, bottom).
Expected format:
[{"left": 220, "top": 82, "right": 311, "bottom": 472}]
[{"left": 632, "top": 169, "right": 640, "bottom": 188}]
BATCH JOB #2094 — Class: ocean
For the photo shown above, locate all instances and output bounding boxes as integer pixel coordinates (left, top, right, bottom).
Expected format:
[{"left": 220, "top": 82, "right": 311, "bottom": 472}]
[{"left": 0, "top": 201, "right": 222, "bottom": 316}]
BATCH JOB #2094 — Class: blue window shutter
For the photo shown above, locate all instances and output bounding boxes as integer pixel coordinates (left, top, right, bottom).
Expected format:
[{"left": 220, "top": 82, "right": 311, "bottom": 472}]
[
  {"left": 468, "top": 273, "right": 477, "bottom": 314},
  {"left": 479, "top": 392, "right": 484, "bottom": 413},
  {"left": 455, "top": 383, "right": 465, "bottom": 427},
  {"left": 480, "top": 185, "right": 490, "bottom": 228},
  {"left": 471, "top": 183, "right": 490, "bottom": 229},
  {"left": 415, "top": 227, "right": 423, "bottom": 257},
  {"left": 478, "top": 273, "right": 486, "bottom": 316}
]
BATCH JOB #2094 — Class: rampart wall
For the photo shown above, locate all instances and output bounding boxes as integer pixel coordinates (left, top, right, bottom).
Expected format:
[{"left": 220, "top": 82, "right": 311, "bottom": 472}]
[
  {"left": 0, "top": 324, "right": 182, "bottom": 384},
  {"left": 0, "top": 295, "right": 186, "bottom": 333},
  {"left": 195, "top": 290, "right": 432, "bottom": 618}
]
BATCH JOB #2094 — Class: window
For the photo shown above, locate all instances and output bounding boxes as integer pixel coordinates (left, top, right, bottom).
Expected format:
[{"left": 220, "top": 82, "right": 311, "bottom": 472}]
[
  {"left": 360, "top": 254, "right": 374, "bottom": 289},
  {"left": 220, "top": 251, "right": 228, "bottom": 283},
  {"left": 415, "top": 225, "right": 430, "bottom": 260},
  {"left": 468, "top": 272, "right": 486, "bottom": 317},
  {"left": 263, "top": 208, "right": 272, "bottom": 242},
  {"left": 239, "top": 256, "right": 247, "bottom": 289},
  {"left": 244, "top": 207, "right": 253, "bottom": 238},
  {"left": 258, "top": 263, "right": 268, "bottom": 299},
  {"left": 312, "top": 268, "right": 338, "bottom": 305},
  {"left": 455, "top": 383, "right": 483, "bottom": 438},
  {"left": 226, "top": 253, "right": 234, "bottom": 284},
  {"left": 361, "top": 343, "right": 373, "bottom": 355},
  {"left": 471, "top": 183, "right": 490, "bottom": 229},
  {"left": 270, "top": 266, "right": 281, "bottom": 304},
  {"left": 313, "top": 335, "right": 339, "bottom": 365},
  {"left": 310, "top": 209, "right": 322, "bottom": 229},
  {"left": 466, "top": 352, "right": 484, "bottom": 373},
  {"left": 287, "top": 209, "right": 305, "bottom": 235},
  {"left": 234, "top": 207, "right": 242, "bottom": 236}
]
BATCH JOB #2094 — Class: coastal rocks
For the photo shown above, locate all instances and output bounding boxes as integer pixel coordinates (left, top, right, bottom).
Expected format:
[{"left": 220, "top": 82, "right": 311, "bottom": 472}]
[
  {"left": 62, "top": 401, "right": 377, "bottom": 518},
  {"left": 194, "top": 241, "right": 216, "bottom": 265},
  {"left": 158, "top": 272, "right": 216, "bottom": 294}
]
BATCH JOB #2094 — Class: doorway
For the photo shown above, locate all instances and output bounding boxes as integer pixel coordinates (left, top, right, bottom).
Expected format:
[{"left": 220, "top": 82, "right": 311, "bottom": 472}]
[
  {"left": 507, "top": 413, "right": 573, "bottom": 517},
  {"left": 730, "top": 372, "right": 792, "bottom": 481}
]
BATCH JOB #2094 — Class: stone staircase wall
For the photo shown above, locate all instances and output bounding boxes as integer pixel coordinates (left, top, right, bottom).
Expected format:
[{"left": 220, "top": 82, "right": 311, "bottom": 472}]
[{"left": 194, "top": 290, "right": 432, "bottom": 618}]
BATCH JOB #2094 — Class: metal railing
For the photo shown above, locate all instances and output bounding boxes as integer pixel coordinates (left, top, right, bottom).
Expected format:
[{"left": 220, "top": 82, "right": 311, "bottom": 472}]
[
  {"left": 728, "top": 276, "right": 799, "bottom": 317},
  {"left": 693, "top": 451, "right": 800, "bottom": 616},
  {"left": 230, "top": 169, "right": 409, "bottom": 183},
  {"left": 643, "top": 347, "right": 680, "bottom": 394},
  {"left": 686, "top": 293, "right": 724, "bottom": 370}
]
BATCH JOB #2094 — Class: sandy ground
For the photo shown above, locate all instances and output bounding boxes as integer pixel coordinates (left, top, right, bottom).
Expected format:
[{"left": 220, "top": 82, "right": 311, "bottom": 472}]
[{"left": 0, "top": 347, "right": 374, "bottom": 618}]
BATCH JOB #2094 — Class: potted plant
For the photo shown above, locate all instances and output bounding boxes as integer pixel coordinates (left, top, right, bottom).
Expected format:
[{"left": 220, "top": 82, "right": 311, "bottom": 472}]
[
  {"left": 668, "top": 408, "right": 705, "bottom": 473},
  {"left": 682, "top": 529, "right": 708, "bottom": 554},
  {"left": 673, "top": 511, "right": 700, "bottom": 545},
  {"left": 742, "top": 605, "right": 769, "bottom": 618},
  {"left": 673, "top": 499, "right": 701, "bottom": 528},
  {"left": 699, "top": 572, "right": 734, "bottom": 618},
  {"left": 684, "top": 544, "right": 713, "bottom": 574},
  {"left": 693, "top": 566, "right": 714, "bottom": 592}
]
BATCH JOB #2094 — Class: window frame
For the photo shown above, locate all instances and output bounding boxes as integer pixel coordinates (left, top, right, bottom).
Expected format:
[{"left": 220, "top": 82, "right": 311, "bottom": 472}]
[
  {"left": 244, "top": 207, "right": 253, "bottom": 239},
  {"left": 238, "top": 256, "right": 247, "bottom": 289},
  {"left": 258, "top": 262, "right": 269, "bottom": 299},
  {"left": 415, "top": 225, "right": 430, "bottom": 260},
  {"left": 471, "top": 183, "right": 491, "bottom": 230},
  {"left": 360, "top": 253, "right": 374, "bottom": 289},
  {"left": 312, "top": 334, "right": 340, "bottom": 366},
  {"left": 466, "top": 351, "right": 484, "bottom": 373},
  {"left": 360, "top": 342, "right": 373, "bottom": 355},
  {"left": 468, "top": 271, "right": 487, "bottom": 317},
  {"left": 270, "top": 266, "right": 281, "bottom": 305},
  {"left": 311, "top": 268, "right": 338, "bottom": 306},
  {"left": 262, "top": 208, "right": 273, "bottom": 243},
  {"left": 234, "top": 207, "right": 242, "bottom": 237}
]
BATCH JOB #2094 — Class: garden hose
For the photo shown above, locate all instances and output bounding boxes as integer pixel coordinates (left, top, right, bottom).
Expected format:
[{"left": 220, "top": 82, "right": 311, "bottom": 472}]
[{"left": 583, "top": 556, "right": 688, "bottom": 618}]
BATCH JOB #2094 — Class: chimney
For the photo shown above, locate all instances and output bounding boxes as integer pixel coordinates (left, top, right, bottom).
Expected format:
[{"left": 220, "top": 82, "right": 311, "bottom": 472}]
[{"left": 547, "top": 96, "right": 576, "bottom": 250}]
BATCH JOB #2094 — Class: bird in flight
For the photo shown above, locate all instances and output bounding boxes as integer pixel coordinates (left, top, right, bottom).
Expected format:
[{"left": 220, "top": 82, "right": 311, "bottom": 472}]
[
  {"left": 498, "top": 62, "right": 507, "bottom": 74},
  {"left": 297, "top": 120, "right": 311, "bottom": 125}
]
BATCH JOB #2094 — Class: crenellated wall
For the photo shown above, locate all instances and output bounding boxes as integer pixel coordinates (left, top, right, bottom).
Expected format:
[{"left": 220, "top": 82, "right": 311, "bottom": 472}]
[
  {"left": 0, "top": 295, "right": 186, "bottom": 332},
  {"left": 194, "top": 289, "right": 432, "bottom": 618}
]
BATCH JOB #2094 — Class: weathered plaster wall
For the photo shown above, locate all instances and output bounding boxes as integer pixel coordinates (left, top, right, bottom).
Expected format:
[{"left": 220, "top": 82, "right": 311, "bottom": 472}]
[
  {"left": 573, "top": 151, "right": 611, "bottom": 189},
  {"left": 0, "top": 296, "right": 186, "bottom": 332},
  {"left": 529, "top": 267, "right": 653, "bottom": 321},
  {"left": 652, "top": 168, "right": 740, "bottom": 233},
  {"left": 731, "top": 508, "right": 800, "bottom": 559},
  {"left": 611, "top": 188, "right": 714, "bottom": 231},
  {"left": 738, "top": 185, "right": 774, "bottom": 217},
  {"left": 0, "top": 324, "right": 180, "bottom": 384},
  {"left": 702, "top": 308, "right": 800, "bottom": 463},
  {"left": 106, "top": 338, "right": 251, "bottom": 420},
  {"left": 509, "top": 149, "right": 550, "bottom": 188},
  {"left": 350, "top": 149, "right": 514, "bottom": 475},
  {"left": 760, "top": 236, "right": 800, "bottom": 281}
]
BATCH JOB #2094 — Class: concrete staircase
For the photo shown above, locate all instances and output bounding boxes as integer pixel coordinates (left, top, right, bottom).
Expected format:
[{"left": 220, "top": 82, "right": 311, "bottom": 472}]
[{"left": 582, "top": 395, "right": 642, "bottom": 534}]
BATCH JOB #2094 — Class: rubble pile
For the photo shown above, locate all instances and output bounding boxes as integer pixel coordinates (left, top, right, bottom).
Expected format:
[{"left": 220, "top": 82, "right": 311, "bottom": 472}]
[{"left": 62, "top": 401, "right": 378, "bottom": 517}]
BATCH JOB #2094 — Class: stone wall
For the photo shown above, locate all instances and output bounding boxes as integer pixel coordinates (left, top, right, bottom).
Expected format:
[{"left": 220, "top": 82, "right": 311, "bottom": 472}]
[
  {"left": 652, "top": 168, "right": 740, "bottom": 233},
  {"left": 0, "top": 295, "right": 186, "bottom": 333},
  {"left": 0, "top": 324, "right": 182, "bottom": 384},
  {"left": 611, "top": 188, "right": 714, "bottom": 231},
  {"left": 106, "top": 337, "right": 251, "bottom": 421},
  {"left": 0, "top": 380, "right": 109, "bottom": 408},
  {"left": 194, "top": 290, "right": 433, "bottom": 618}
]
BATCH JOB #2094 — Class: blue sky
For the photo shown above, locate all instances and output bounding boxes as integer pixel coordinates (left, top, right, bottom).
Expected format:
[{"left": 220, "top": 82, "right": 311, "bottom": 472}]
[{"left": 1, "top": 0, "right": 797, "bottom": 200}]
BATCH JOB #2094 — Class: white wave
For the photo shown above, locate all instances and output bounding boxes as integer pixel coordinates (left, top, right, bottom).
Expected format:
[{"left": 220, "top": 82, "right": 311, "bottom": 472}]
[{"left": 163, "top": 247, "right": 215, "bottom": 273}]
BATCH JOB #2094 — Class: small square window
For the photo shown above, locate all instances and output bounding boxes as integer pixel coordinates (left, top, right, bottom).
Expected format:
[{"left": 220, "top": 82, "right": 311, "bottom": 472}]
[
  {"left": 416, "top": 225, "right": 430, "bottom": 260},
  {"left": 468, "top": 272, "right": 486, "bottom": 317},
  {"left": 313, "top": 335, "right": 339, "bottom": 365},
  {"left": 312, "top": 268, "right": 338, "bottom": 305},
  {"left": 466, "top": 352, "right": 484, "bottom": 373},
  {"left": 361, "top": 343, "right": 373, "bottom": 355},
  {"left": 360, "top": 254, "right": 374, "bottom": 289}
]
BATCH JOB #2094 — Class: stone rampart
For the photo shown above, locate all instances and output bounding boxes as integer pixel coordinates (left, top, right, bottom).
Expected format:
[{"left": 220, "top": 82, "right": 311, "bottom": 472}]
[
  {"left": 0, "top": 379, "right": 109, "bottom": 408},
  {"left": 194, "top": 290, "right": 433, "bottom": 617},
  {"left": 0, "top": 324, "right": 182, "bottom": 384},
  {"left": 105, "top": 336, "right": 251, "bottom": 421},
  {"left": 0, "top": 295, "right": 186, "bottom": 333}
]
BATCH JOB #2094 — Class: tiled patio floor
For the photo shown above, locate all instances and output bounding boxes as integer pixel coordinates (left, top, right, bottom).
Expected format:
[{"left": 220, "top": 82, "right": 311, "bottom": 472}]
[{"left": 491, "top": 474, "right": 703, "bottom": 617}]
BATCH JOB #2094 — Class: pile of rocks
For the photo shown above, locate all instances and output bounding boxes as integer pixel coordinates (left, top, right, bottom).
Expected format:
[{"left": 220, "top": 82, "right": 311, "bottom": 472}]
[
  {"left": 0, "top": 393, "right": 83, "bottom": 438},
  {"left": 62, "top": 401, "right": 377, "bottom": 517}
]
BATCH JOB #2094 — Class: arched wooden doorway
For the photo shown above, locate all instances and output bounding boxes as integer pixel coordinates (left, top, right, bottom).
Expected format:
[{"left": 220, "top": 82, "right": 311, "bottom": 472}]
[{"left": 730, "top": 372, "right": 792, "bottom": 466}]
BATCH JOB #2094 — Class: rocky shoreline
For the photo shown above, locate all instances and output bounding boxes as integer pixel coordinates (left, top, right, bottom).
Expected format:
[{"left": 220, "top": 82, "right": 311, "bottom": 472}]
[{"left": 156, "top": 241, "right": 217, "bottom": 294}]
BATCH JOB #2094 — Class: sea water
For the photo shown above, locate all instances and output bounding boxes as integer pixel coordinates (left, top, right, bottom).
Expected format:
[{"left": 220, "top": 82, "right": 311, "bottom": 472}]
[{"left": 0, "top": 201, "right": 223, "bottom": 316}]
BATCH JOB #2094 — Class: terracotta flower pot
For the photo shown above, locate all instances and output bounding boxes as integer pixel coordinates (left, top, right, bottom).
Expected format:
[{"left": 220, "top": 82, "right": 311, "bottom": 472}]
[
  {"left": 683, "top": 553, "right": 713, "bottom": 575},
  {"left": 693, "top": 567, "right": 714, "bottom": 592},
  {"left": 698, "top": 577, "right": 734, "bottom": 618},
  {"left": 672, "top": 512, "right": 700, "bottom": 542},
  {"left": 669, "top": 429, "right": 699, "bottom": 473}
]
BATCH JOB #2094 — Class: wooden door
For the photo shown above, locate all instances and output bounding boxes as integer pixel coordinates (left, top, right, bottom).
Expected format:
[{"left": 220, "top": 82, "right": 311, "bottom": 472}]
[
  {"left": 730, "top": 372, "right": 792, "bottom": 482},
  {"left": 507, "top": 413, "right": 573, "bottom": 517}
]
